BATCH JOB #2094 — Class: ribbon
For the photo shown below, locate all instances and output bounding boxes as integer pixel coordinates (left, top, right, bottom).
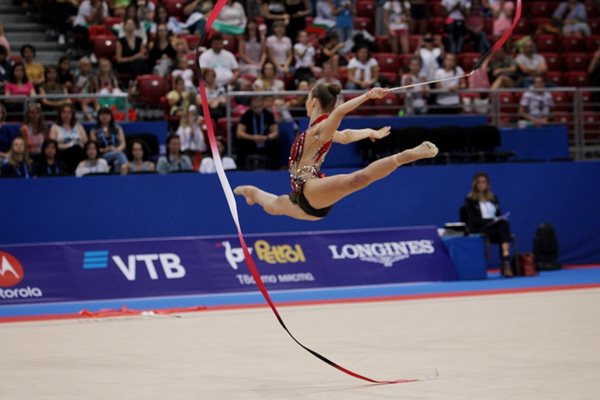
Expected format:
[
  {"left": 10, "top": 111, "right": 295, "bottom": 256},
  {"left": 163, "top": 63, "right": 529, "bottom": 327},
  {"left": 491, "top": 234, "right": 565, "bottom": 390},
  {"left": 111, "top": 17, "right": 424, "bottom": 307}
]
[{"left": 196, "top": 0, "right": 520, "bottom": 383}]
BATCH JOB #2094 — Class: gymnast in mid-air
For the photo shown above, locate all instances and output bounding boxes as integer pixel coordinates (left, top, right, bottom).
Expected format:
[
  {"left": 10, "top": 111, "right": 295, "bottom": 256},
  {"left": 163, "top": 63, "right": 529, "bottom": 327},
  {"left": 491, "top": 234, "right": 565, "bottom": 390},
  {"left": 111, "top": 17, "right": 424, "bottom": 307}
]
[{"left": 234, "top": 84, "right": 439, "bottom": 221}]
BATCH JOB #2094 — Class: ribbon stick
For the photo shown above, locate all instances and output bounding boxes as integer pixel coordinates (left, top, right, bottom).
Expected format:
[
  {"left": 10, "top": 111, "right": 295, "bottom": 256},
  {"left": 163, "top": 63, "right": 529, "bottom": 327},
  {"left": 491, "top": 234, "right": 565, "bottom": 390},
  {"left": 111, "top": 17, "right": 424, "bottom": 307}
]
[{"left": 196, "top": 0, "right": 521, "bottom": 384}]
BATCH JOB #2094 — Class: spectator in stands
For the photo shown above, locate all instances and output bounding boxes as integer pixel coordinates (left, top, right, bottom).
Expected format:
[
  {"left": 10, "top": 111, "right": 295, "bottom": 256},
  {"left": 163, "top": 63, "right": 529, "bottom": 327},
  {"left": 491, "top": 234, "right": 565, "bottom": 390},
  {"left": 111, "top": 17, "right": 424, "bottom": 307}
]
[
  {"left": 285, "top": 0, "right": 311, "bottom": 42},
  {"left": 72, "top": 0, "right": 109, "bottom": 52},
  {"left": 410, "top": 0, "right": 427, "bottom": 34},
  {"left": 213, "top": 0, "right": 247, "bottom": 36},
  {"left": 93, "top": 57, "right": 123, "bottom": 110},
  {"left": 284, "top": 80, "right": 311, "bottom": 118},
  {"left": 315, "top": 62, "right": 343, "bottom": 106},
  {"left": 109, "top": 0, "right": 131, "bottom": 17},
  {"left": 148, "top": 24, "right": 177, "bottom": 77},
  {"left": 39, "top": 66, "right": 71, "bottom": 117},
  {"left": 19, "top": 102, "right": 47, "bottom": 163},
  {"left": 199, "top": 137, "right": 237, "bottom": 173},
  {"left": 89, "top": 106, "right": 128, "bottom": 173},
  {"left": 492, "top": 0, "right": 514, "bottom": 39},
  {"left": 417, "top": 34, "right": 444, "bottom": 81},
  {"left": 48, "top": 0, "right": 79, "bottom": 46},
  {"left": 150, "top": 4, "right": 184, "bottom": 35},
  {"left": 464, "top": 57, "right": 490, "bottom": 114},
  {"left": 136, "top": 0, "right": 156, "bottom": 26},
  {"left": 519, "top": 76, "right": 554, "bottom": 126},
  {"left": 488, "top": 45, "right": 517, "bottom": 90},
  {"left": 75, "top": 140, "right": 110, "bottom": 177},
  {"left": 515, "top": 39, "right": 547, "bottom": 87},
  {"left": 434, "top": 53, "right": 466, "bottom": 114},
  {"left": 201, "top": 68, "right": 227, "bottom": 119},
  {"left": 182, "top": 0, "right": 210, "bottom": 34},
  {"left": 167, "top": 76, "right": 194, "bottom": 118},
  {"left": 171, "top": 57, "right": 195, "bottom": 93},
  {"left": 175, "top": 104, "right": 207, "bottom": 163},
  {"left": 293, "top": 30, "right": 316, "bottom": 83},
  {"left": 74, "top": 57, "right": 98, "bottom": 121},
  {"left": 0, "top": 45, "right": 10, "bottom": 95},
  {"left": 466, "top": 0, "right": 491, "bottom": 54},
  {"left": 253, "top": 61, "right": 286, "bottom": 92},
  {"left": 401, "top": 56, "right": 429, "bottom": 115},
  {"left": 346, "top": 46, "right": 380, "bottom": 90},
  {"left": 442, "top": 0, "right": 469, "bottom": 54},
  {"left": 33, "top": 139, "right": 66, "bottom": 177},
  {"left": 333, "top": 0, "right": 355, "bottom": 43},
  {"left": 464, "top": 172, "right": 514, "bottom": 277},
  {"left": 238, "top": 19, "right": 267, "bottom": 77},
  {"left": 57, "top": 57, "right": 75, "bottom": 93},
  {"left": 199, "top": 33, "right": 240, "bottom": 89},
  {"left": 319, "top": 31, "right": 346, "bottom": 71},
  {"left": 157, "top": 134, "right": 194, "bottom": 174},
  {"left": 120, "top": 139, "right": 155, "bottom": 174},
  {"left": 0, "top": 19, "right": 11, "bottom": 55},
  {"left": 588, "top": 47, "right": 600, "bottom": 106},
  {"left": 315, "top": 0, "right": 336, "bottom": 31},
  {"left": 115, "top": 3, "right": 148, "bottom": 44},
  {"left": 236, "top": 96, "right": 280, "bottom": 170},
  {"left": 0, "top": 136, "right": 31, "bottom": 178},
  {"left": 20, "top": 44, "right": 44, "bottom": 86},
  {"left": 0, "top": 104, "right": 8, "bottom": 160},
  {"left": 266, "top": 21, "right": 293, "bottom": 74},
  {"left": 49, "top": 103, "right": 88, "bottom": 174},
  {"left": 383, "top": 0, "right": 411, "bottom": 55},
  {"left": 115, "top": 17, "right": 149, "bottom": 78},
  {"left": 260, "top": 0, "right": 289, "bottom": 35},
  {"left": 551, "top": 0, "right": 591, "bottom": 37},
  {"left": 4, "top": 62, "right": 36, "bottom": 116}
]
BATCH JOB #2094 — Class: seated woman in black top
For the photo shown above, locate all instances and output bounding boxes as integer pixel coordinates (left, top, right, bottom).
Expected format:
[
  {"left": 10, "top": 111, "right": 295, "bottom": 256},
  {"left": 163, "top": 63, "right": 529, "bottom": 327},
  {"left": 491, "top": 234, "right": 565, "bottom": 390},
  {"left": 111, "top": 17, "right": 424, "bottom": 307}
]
[
  {"left": 33, "top": 139, "right": 66, "bottom": 177},
  {"left": 115, "top": 17, "right": 148, "bottom": 78},
  {"left": 1, "top": 136, "right": 31, "bottom": 178},
  {"left": 464, "top": 172, "right": 514, "bottom": 277}
]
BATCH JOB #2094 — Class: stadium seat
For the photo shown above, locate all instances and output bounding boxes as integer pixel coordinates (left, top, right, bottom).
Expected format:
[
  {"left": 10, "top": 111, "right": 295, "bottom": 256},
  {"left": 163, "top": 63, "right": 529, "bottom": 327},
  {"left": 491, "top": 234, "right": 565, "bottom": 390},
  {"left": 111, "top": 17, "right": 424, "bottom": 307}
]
[
  {"left": 160, "top": 96, "right": 180, "bottom": 127},
  {"left": 181, "top": 34, "right": 201, "bottom": 50},
  {"left": 164, "top": 0, "right": 184, "bottom": 19},
  {"left": 458, "top": 52, "right": 480, "bottom": 71},
  {"left": 583, "top": 112, "right": 600, "bottom": 143},
  {"left": 587, "top": 35, "right": 600, "bottom": 51},
  {"left": 554, "top": 112, "right": 574, "bottom": 125},
  {"left": 546, "top": 71, "right": 566, "bottom": 86},
  {"left": 561, "top": 36, "right": 587, "bottom": 52},
  {"left": 429, "top": 17, "right": 446, "bottom": 35},
  {"left": 379, "top": 71, "right": 399, "bottom": 86},
  {"left": 431, "top": 2, "right": 444, "bottom": 17},
  {"left": 564, "top": 53, "right": 590, "bottom": 71},
  {"left": 566, "top": 71, "right": 590, "bottom": 86},
  {"left": 552, "top": 92, "right": 573, "bottom": 112},
  {"left": 409, "top": 35, "right": 422, "bottom": 53},
  {"left": 589, "top": 18, "right": 600, "bottom": 35},
  {"left": 535, "top": 35, "right": 558, "bottom": 52},
  {"left": 514, "top": 19, "right": 530, "bottom": 35},
  {"left": 353, "top": 17, "right": 373, "bottom": 33},
  {"left": 587, "top": 2, "right": 600, "bottom": 18},
  {"left": 356, "top": 1, "right": 376, "bottom": 21},
  {"left": 217, "top": 117, "right": 239, "bottom": 140},
  {"left": 530, "top": 18, "right": 553, "bottom": 31},
  {"left": 543, "top": 53, "right": 563, "bottom": 71},
  {"left": 529, "top": 2, "right": 553, "bottom": 17},
  {"left": 398, "top": 54, "right": 411, "bottom": 71},
  {"left": 374, "top": 53, "right": 400, "bottom": 72},
  {"left": 105, "top": 16, "right": 122, "bottom": 27},
  {"left": 223, "top": 35, "right": 238, "bottom": 53},
  {"left": 375, "top": 35, "right": 391, "bottom": 52},
  {"left": 374, "top": 94, "right": 401, "bottom": 115},
  {"left": 136, "top": 75, "right": 169, "bottom": 107},
  {"left": 93, "top": 35, "right": 117, "bottom": 60}
]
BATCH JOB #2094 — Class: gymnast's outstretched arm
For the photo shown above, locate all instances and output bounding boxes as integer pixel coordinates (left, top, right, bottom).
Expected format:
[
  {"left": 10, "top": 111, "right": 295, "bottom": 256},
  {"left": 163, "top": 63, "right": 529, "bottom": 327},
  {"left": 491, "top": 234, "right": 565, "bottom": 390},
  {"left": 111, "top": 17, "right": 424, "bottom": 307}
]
[{"left": 333, "top": 126, "right": 391, "bottom": 144}]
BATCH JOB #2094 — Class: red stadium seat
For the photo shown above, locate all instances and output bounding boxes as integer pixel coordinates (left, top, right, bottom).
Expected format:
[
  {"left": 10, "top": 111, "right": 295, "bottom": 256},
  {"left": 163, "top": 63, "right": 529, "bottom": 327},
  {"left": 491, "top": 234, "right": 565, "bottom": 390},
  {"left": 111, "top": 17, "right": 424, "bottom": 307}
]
[
  {"left": 530, "top": 18, "right": 553, "bottom": 31},
  {"left": 398, "top": 54, "right": 412, "bottom": 71},
  {"left": 566, "top": 71, "right": 590, "bottom": 86},
  {"left": 343, "top": 94, "right": 372, "bottom": 115},
  {"left": 535, "top": 35, "right": 558, "bottom": 52},
  {"left": 561, "top": 36, "right": 587, "bottom": 52},
  {"left": 564, "top": 53, "right": 590, "bottom": 71},
  {"left": 529, "top": 2, "right": 553, "bottom": 17},
  {"left": 514, "top": 19, "right": 530, "bottom": 35},
  {"left": 217, "top": 117, "right": 239, "bottom": 140},
  {"left": 587, "top": 35, "right": 600, "bottom": 51},
  {"left": 373, "top": 53, "right": 400, "bottom": 72},
  {"left": 181, "top": 34, "right": 201, "bottom": 50},
  {"left": 589, "top": 18, "right": 600, "bottom": 34},
  {"left": 409, "top": 35, "right": 422, "bottom": 53},
  {"left": 543, "top": 53, "right": 563, "bottom": 72},
  {"left": 356, "top": 1, "right": 376, "bottom": 20},
  {"left": 546, "top": 71, "right": 566, "bottom": 86},
  {"left": 105, "top": 16, "right": 122, "bottom": 27},
  {"left": 554, "top": 112, "right": 574, "bottom": 125},
  {"left": 93, "top": 35, "right": 117, "bottom": 60},
  {"left": 160, "top": 96, "right": 180, "bottom": 126},
  {"left": 459, "top": 53, "right": 480, "bottom": 71},
  {"left": 379, "top": 71, "right": 399, "bottom": 86},
  {"left": 587, "top": 3, "right": 600, "bottom": 18},
  {"left": 375, "top": 35, "right": 391, "bottom": 52},
  {"left": 431, "top": 2, "right": 444, "bottom": 17},
  {"left": 222, "top": 35, "right": 238, "bottom": 53},
  {"left": 498, "top": 92, "right": 517, "bottom": 122},
  {"left": 583, "top": 112, "right": 600, "bottom": 143},
  {"left": 136, "top": 75, "right": 169, "bottom": 107},
  {"left": 552, "top": 92, "right": 573, "bottom": 112},
  {"left": 164, "top": 0, "right": 184, "bottom": 19},
  {"left": 353, "top": 17, "right": 373, "bottom": 32},
  {"left": 429, "top": 17, "right": 446, "bottom": 35},
  {"left": 374, "top": 94, "right": 401, "bottom": 115}
]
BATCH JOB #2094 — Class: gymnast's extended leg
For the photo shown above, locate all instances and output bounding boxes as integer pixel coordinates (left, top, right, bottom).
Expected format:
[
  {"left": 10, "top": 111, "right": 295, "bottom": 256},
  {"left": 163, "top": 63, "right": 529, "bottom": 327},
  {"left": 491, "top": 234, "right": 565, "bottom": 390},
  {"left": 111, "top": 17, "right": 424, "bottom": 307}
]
[
  {"left": 303, "top": 141, "right": 438, "bottom": 210},
  {"left": 234, "top": 186, "right": 322, "bottom": 221}
]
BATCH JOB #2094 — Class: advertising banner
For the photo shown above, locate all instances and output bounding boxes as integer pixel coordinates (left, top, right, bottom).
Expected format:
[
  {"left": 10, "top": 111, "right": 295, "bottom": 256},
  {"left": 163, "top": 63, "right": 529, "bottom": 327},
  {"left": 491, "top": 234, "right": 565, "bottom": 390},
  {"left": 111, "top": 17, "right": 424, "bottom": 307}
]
[{"left": 0, "top": 227, "right": 457, "bottom": 305}]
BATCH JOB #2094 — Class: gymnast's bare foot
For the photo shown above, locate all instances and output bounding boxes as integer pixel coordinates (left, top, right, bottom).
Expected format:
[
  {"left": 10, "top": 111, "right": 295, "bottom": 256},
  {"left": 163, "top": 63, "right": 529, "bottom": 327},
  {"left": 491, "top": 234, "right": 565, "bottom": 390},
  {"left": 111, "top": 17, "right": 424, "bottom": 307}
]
[
  {"left": 412, "top": 141, "right": 439, "bottom": 159},
  {"left": 234, "top": 185, "right": 257, "bottom": 205}
]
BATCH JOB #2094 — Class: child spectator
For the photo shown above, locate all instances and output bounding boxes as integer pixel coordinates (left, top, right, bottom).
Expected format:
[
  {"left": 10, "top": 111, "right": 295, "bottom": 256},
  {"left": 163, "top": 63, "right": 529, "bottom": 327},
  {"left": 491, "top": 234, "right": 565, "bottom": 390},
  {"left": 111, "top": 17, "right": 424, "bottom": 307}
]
[
  {"left": 175, "top": 105, "right": 207, "bottom": 162},
  {"left": 171, "top": 57, "right": 195, "bottom": 93},
  {"left": 156, "top": 134, "right": 194, "bottom": 174},
  {"left": 167, "top": 76, "right": 194, "bottom": 118},
  {"left": 121, "top": 139, "right": 155, "bottom": 174},
  {"left": 89, "top": 107, "right": 128, "bottom": 173},
  {"left": 401, "top": 56, "right": 429, "bottom": 115},
  {"left": 0, "top": 136, "right": 31, "bottom": 178},
  {"left": 201, "top": 68, "right": 227, "bottom": 119},
  {"left": 383, "top": 0, "right": 411, "bottom": 54},
  {"left": 93, "top": 58, "right": 124, "bottom": 110},
  {"left": 33, "top": 139, "right": 66, "bottom": 177},
  {"left": 266, "top": 21, "right": 293, "bottom": 74},
  {"left": 75, "top": 140, "right": 110, "bottom": 177},
  {"left": 346, "top": 46, "right": 380, "bottom": 89}
]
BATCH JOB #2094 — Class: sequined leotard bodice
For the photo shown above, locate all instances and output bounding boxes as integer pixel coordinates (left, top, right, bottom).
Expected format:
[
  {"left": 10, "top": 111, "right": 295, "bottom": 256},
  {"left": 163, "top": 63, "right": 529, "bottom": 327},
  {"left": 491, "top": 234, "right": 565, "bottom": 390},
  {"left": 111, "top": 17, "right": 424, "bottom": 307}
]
[{"left": 288, "top": 114, "right": 332, "bottom": 194}]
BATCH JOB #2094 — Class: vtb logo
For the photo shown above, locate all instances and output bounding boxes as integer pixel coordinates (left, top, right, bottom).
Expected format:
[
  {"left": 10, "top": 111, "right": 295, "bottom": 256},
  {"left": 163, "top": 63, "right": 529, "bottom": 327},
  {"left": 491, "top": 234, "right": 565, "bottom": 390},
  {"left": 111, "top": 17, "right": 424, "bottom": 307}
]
[
  {"left": 82, "top": 250, "right": 186, "bottom": 281},
  {"left": 0, "top": 251, "right": 24, "bottom": 287}
]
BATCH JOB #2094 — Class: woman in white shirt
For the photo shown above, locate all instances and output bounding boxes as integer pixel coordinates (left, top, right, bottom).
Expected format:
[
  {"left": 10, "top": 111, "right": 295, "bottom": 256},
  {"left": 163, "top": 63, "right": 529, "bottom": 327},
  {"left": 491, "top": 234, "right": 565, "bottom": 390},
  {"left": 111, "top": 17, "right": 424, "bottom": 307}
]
[
  {"left": 213, "top": 0, "right": 247, "bottom": 35},
  {"left": 266, "top": 21, "right": 293, "bottom": 73},
  {"left": 434, "top": 53, "right": 466, "bottom": 113},
  {"left": 345, "top": 46, "right": 380, "bottom": 90},
  {"left": 49, "top": 104, "right": 88, "bottom": 174},
  {"left": 464, "top": 172, "right": 514, "bottom": 277},
  {"left": 75, "top": 140, "right": 110, "bottom": 177}
]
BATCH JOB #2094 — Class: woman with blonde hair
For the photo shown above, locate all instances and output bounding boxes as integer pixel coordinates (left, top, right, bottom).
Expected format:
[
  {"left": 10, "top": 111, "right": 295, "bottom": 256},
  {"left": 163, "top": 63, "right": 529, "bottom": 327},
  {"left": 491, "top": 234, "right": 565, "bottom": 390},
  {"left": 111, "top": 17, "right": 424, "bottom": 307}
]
[
  {"left": 19, "top": 102, "right": 48, "bottom": 163},
  {"left": 463, "top": 172, "right": 514, "bottom": 277},
  {"left": 1, "top": 136, "right": 31, "bottom": 178}
]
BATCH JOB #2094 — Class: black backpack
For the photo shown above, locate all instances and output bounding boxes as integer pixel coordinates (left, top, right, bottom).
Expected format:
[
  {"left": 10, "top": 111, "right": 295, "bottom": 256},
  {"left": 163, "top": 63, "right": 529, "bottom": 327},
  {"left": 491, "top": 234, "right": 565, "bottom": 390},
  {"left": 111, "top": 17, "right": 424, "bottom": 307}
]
[{"left": 533, "top": 223, "right": 561, "bottom": 271}]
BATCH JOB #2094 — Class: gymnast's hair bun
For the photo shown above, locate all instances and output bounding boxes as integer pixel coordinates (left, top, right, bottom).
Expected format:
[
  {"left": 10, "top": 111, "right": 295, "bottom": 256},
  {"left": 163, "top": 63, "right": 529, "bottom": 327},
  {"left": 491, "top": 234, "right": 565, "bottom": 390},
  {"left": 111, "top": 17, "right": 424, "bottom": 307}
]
[{"left": 327, "top": 84, "right": 341, "bottom": 96}]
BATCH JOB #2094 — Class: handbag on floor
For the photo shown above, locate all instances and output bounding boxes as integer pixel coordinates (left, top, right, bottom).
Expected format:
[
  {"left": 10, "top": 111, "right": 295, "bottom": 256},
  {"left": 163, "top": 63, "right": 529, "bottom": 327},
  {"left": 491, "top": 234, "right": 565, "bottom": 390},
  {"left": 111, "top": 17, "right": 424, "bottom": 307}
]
[{"left": 513, "top": 253, "right": 538, "bottom": 277}]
